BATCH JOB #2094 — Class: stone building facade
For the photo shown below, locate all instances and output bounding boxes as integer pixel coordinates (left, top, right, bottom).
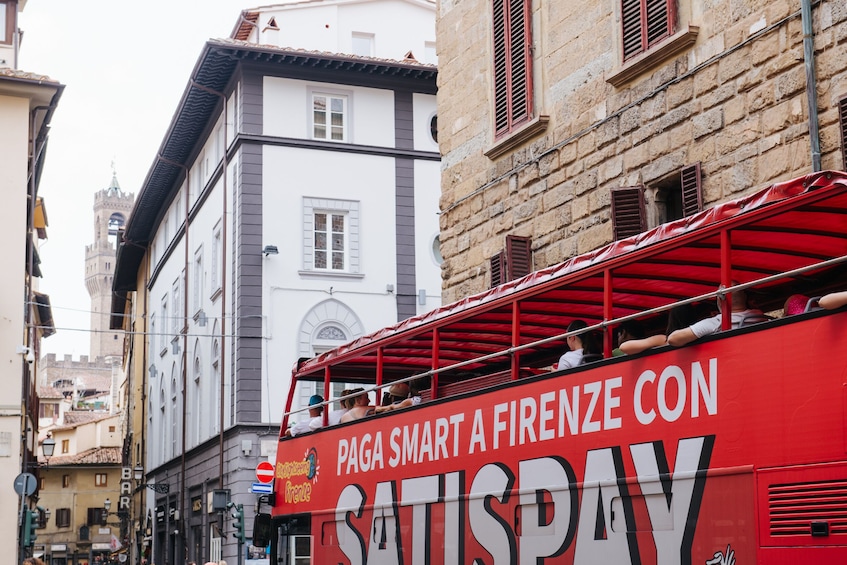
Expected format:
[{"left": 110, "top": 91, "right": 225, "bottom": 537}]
[{"left": 436, "top": 0, "right": 847, "bottom": 301}]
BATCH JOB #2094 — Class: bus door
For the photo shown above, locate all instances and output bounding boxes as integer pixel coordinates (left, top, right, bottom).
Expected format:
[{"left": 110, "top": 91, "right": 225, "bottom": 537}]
[{"left": 275, "top": 516, "right": 311, "bottom": 565}]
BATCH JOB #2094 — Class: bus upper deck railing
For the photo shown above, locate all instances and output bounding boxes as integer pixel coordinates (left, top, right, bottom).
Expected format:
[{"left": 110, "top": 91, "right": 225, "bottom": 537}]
[{"left": 280, "top": 252, "right": 847, "bottom": 427}]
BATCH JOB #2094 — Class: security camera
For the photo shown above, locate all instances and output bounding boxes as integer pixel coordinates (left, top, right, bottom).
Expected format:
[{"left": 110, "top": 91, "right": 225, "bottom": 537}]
[{"left": 26, "top": 350, "right": 35, "bottom": 364}]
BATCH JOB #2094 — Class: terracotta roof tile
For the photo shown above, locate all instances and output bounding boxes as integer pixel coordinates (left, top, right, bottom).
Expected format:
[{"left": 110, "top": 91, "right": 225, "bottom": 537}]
[{"left": 41, "top": 446, "right": 121, "bottom": 466}]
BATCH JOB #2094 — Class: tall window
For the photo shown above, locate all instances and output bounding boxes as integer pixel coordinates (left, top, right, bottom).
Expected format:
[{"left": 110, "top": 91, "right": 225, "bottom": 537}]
[
  {"left": 492, "top": 0, "right": 533, "bottom": 137},
  {"left": 193, "top": 246, "right": 203, "bottom": 314},
  {"left": 621, "top": 0, "right": 675, "bottom": 61},
  {"left": 172, "top": 278, "right": 181, "bottom": 333},
  {"left": 0, "top": 2, "right": 11, "bottom": 45},
  {"left": 160, "top": 295, "right": 168, "bottom": 355},
  {"left": 302, "top": 198, "right": 360, "bottom": 274},
  {"left": 314, "top": 212, "right": 346, "bottom": 270},
  {"left": 312, "top": 94, "right": 347, "bottom": 141},
  {"left": 56, "top": 508, "right": 71, "bottom": 528},
  {"left": 211, "top": 221, "right": 222, "bottom": 298}
]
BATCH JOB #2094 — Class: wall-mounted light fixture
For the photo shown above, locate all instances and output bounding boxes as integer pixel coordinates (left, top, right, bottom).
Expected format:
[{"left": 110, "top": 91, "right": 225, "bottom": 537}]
[
  {"left": 132, "top": 464, "right": 170, "bottom": 493},
  {"left": 42, "top": 433, "right": 55, "bottom": 464},
  {"left": 262, "top": 245, "right": 279, "bottom": 257}
]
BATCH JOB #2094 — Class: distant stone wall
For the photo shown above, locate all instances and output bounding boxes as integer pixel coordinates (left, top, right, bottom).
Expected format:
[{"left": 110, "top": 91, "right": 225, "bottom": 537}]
[{"left": 436, "top": 0, "right": 847, "bottom": 302}]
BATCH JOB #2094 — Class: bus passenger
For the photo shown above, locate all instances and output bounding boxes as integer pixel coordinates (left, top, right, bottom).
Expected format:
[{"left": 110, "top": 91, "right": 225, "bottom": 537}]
[
  {"left": 612, "top": 320, "right": 646, "bottom": 356},
  {"left": 819, "top": 290, "right": 847, "bottom": 310},
  {"left": 328, "top": 389, "right": 354, "bottom": 425},
  {"left": 340, "top": 389, "right": 374, "bottom": 423},
  {"left": 619, "top": 303, "right": 708, "bottom": 355},
  {"left": 668, "top": 286, "right": 763, "bottom": 346},
  {"left": 783, "top": 293, "right": 810, "bottom": 316},
  {"left": 557, "top": 319, "right": 601, "bottom": 370},
  {"left": 374, "top": 380, "right": 423, "bottom": 414},
  {"left": 284, "top": 394, "right": 324, "bottom": 436}
]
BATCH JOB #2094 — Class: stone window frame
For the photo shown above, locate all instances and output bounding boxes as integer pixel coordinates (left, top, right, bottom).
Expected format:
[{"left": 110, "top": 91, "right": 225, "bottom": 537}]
[
  {"left": 300, "top": 197, "right": 362, "bottom": 278},
  {"left": 607, "top": 0, "right": 699, "bottom": 88},
  {"left": 484, "top": 0, "right": 550, "bottom": 160}
]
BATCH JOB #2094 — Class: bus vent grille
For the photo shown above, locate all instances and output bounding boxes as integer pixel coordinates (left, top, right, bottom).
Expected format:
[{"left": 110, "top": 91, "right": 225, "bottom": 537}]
[{"left": 768, "top": 479, "right": 847, "bottom": 536}]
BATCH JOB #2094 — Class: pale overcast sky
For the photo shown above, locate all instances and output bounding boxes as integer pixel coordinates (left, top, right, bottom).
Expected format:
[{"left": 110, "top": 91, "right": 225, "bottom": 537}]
[{"left": 19, "top": 1, "right": 251, "bottom": 357}]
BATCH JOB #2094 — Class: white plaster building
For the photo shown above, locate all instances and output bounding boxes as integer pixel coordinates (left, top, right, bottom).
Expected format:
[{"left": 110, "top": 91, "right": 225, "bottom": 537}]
[
  {"left": 111, "top": 1, "right": 439, "bottom": 562},
  {"left": 0, "top": 0, "right": 63, "bottom": 560}
]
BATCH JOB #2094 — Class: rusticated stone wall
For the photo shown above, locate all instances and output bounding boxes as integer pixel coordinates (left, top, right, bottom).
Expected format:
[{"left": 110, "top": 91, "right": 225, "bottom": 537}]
[{"left": 436, "top": 0, "right": 847, "bottom": 302}]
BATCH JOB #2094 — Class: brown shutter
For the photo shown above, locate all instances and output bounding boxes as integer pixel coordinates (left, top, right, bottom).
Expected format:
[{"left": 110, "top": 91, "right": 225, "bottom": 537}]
[
  {"left": 508, "top": 0, "right": 532, "bottom": 127},
  {"left": 611, "top": 186, "right": 646, "bottom": 240},
  {"left": 493, "top": 0, "right": 533, "bottom": 137},
  {"left": 490, "top": 250, "right": 507, "bottom": 288},
  {"left": 680, "top": 162, "right": 703, "bottom": 217},
  {"left": 621, "top": 0, "right": 643, "bottom": 60},
  {"left": 506, "top": 235, "right": 532, "bottom": 279},
  {"left": 621, "top": 0, "right": 673, "bottom": 61},
  {"left": 493, "top": 0, "right": 508, "bottom": 133},
  {"left": 839, "top": 96, "right": 847, "bottom": 171}
]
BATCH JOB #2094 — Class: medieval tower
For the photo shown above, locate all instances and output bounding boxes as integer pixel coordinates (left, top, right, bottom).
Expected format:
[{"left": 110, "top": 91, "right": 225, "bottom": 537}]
[{"left": 84, "top": 172, "right": 134, "bottom": 359}]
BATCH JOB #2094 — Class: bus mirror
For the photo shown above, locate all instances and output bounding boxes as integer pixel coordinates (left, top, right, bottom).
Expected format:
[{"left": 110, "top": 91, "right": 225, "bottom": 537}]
[{"left": 253, "top": 513, "right": 273, "bottom": 547}]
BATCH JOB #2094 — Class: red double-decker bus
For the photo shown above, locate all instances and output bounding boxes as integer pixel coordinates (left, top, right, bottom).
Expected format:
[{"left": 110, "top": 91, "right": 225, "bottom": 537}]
[{"left": 261, "top": 171, "right": 847, "bottom": 564}]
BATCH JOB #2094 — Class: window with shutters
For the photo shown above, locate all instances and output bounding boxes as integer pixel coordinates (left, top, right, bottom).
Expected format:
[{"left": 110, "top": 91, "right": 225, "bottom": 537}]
[
  {"left": 492, "top": 0, "right": 534, "bottom": 138},
  {"left": 490, "top": 235, "right": 532, "bottom": 288},
  {"left": 0, "top": 2, "right": 14, "bottom": 45},
  {"left": 612, "top": 164, "right": 702, "bottom": 239},
  {"left": 56, "top": 508, "right": 71, "bottom": 528},
  {"left": 839, "top": 95, "right": 847, "bottom": 170},
  {"left": 607, "top": 0, "right": 697, "bottom": 88},
  {"left": 621, "top": 0, "right": 675, "bottom": 62},
  {"left": 506, "top": 235, "right": 532, "bottom": 280}
]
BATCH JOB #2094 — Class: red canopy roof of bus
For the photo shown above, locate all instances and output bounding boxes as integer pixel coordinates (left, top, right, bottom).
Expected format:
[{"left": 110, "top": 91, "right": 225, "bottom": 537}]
[{"left": 293, "top": 171, "right": 847, "bottom": 382}]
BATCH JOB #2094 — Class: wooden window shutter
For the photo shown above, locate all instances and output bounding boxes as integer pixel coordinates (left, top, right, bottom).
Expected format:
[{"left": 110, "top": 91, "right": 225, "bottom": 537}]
[
  {"left": 621, "top": 0, "right": 674, "bottom": 61},
  {"left": 839, "top": 96, "right": 847, "bottom": 171},
  {"left": 611, "top": 186, "right": 646, "bottom": 240},
  {"left": 680, "top": 163, "right": 703, "bottom": 217},
  {"left": 492, "top": 0, "right": 533, "bottom": 137},
  {"left": 506, "top": 235, "right": 532, "bottom": 280},
  {"left": 490, "top": 250, "right": 506, "bottom": 288}
]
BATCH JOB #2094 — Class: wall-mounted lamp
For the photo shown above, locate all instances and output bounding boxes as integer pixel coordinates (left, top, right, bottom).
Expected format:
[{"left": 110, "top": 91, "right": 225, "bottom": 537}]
[
  {"left": 171, "top": 339, "right": 180, "bottom": 355},
  {"left": 42, "top": 434, "right": 55, "bottom": 464},
  {"left": 262, "top": 245, "right": 279, "bottom": 257},
  {"left": 149, "top": 365, "right": 157, "bottom": 379},
  {"left": 132, "top": 464, "right": 169, "bottom": 493}
]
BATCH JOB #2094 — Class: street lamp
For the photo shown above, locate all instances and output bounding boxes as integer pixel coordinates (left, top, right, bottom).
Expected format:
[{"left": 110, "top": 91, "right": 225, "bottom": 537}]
[
  {"left": 42, "top": 434, "right": 55, "bottom": 463},
  {"left": 132, "top": 465, "right": 169, "bottom": 493}
]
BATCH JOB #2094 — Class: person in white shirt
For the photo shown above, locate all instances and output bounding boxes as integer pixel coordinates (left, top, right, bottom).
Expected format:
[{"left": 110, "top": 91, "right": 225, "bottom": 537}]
[
  {"left": 668, "top": 285, "right": 764, "bottom": 346},
  {"left": 328, "top": 389, "right": 354, "bottom": 425},
  {"left": 285, "top": 394, "right": 324, "bottom": 436},
  {"left": 557, "top": 319, "right": 601, "bottom": 370}
]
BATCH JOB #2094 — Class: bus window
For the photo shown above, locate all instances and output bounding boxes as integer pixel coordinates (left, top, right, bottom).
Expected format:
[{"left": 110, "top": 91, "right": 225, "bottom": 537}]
[{"left": 291, "top": 534, "right": 313, "bottom": 564}]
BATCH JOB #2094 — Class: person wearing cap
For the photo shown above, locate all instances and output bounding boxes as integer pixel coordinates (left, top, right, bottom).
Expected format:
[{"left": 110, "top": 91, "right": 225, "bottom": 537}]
[
  {"left": 668, "top": 284, "right": 764, "bottom": 346},
  {"left": 285, "top": 394, "right": 324, "bottom": 436},
  {"left": 374, "top": 381, "right": 423, "bottom": 414}
]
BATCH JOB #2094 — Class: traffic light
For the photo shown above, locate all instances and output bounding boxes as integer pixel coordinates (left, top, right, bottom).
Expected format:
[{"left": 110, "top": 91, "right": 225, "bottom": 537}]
[
  {"left": 23, "top": 508, "right": 38, "bottom": 547},
  {"left": 230, "top": 503, "right": 245, "bottom": 544}
]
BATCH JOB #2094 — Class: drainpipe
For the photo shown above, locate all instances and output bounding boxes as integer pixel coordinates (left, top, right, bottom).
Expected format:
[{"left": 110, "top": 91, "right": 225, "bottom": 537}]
[{"left": 801, "top": 0, "right": 821, "bottom": 171}]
